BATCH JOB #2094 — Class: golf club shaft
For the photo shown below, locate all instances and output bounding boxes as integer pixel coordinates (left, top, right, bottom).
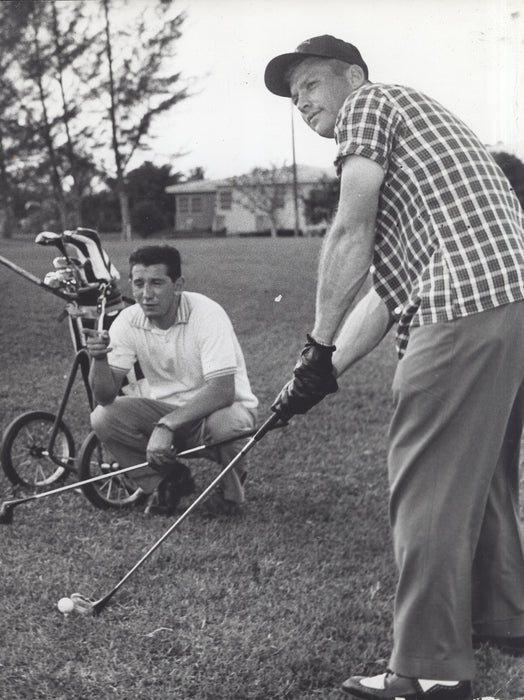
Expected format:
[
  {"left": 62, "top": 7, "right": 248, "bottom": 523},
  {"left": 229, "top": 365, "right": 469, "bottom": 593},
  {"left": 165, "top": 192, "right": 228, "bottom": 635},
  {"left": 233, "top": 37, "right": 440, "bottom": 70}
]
[
  {"left": 96, "top": 292, "right": 107, "bottom": 332},
  {"left": 1, "top": 429, "right": 262, "bottom": 512},
  {"left": 93, "top": 412, "right": 280, "bottom": 613},
  {"left": 0, "top": 254, "right": 74, "bottom": 301}
]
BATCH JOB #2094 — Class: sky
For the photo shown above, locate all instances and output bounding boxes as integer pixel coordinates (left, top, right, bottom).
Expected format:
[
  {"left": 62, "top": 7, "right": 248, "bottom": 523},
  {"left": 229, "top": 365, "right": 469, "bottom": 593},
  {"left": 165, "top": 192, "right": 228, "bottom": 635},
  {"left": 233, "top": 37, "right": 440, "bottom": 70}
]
[{"left": 144, "top": 0, "right": 523, "bottom": 180}]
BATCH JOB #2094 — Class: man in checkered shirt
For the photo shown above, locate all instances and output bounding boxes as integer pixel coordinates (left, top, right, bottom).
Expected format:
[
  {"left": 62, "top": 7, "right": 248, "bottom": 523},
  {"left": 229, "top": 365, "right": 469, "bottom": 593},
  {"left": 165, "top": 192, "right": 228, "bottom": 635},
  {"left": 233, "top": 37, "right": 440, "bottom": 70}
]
[{"left": 265, "top": 35, "right": 524, "bottom": 700}]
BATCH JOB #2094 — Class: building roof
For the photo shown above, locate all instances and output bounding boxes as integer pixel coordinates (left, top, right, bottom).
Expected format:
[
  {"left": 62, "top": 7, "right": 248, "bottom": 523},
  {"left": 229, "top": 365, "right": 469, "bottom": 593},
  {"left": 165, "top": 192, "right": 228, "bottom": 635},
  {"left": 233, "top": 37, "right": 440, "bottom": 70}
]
[
  {"left": 165, "top": 164, "right": 335, "bottom": 195},
  {"left": 165, "top": 178, "right": 229, "bottom": 194}
]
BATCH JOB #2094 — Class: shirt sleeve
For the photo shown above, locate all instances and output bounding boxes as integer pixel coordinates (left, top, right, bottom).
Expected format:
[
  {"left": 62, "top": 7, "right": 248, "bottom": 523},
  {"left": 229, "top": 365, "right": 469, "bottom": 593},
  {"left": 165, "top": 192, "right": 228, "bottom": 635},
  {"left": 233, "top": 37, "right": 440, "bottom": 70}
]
[
  {"left": 334, "top": 85, "right": 403, "bottom": 175},
  {"left": 107, "top": 310, "right": 137, "bottom": 374}
]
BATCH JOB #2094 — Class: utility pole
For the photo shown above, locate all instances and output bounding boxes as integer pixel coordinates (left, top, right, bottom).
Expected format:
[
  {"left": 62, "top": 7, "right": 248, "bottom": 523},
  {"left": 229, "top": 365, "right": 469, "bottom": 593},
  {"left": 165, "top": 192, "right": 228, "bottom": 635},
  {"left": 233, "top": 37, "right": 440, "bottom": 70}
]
[{"left": 291, "top": 103, "right": 300, "bottom": 237}]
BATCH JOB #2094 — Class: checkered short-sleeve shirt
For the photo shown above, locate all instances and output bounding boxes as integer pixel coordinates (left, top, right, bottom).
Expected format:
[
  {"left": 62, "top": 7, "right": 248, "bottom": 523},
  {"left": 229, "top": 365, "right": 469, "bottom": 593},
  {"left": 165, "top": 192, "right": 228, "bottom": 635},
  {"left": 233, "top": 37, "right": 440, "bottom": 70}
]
[{"left": 335, "top": 83, "right": 524, "bottom": 357}]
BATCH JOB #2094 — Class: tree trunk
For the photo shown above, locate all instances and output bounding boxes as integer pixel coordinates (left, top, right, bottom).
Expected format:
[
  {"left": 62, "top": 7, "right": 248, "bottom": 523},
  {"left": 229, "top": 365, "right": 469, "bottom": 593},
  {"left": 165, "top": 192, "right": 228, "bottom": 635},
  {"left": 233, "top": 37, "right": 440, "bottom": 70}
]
[
  {"left": 51, "top": 1, "right": 84, "bottom": 229},
  {"left": 103, "top": 0, "right": 132, "bottom": 240},
  {"left": 118, "top": 187, "right": 131, "bottom": 241},
  {"left": 0, "top": 205, "right": 15, "bottom": 239},
  {"left": 0, "top": 131, "right": 15, "bottom": 239},
  {"left": 31, "top": 19, "right": 68, "bottom": 230}
]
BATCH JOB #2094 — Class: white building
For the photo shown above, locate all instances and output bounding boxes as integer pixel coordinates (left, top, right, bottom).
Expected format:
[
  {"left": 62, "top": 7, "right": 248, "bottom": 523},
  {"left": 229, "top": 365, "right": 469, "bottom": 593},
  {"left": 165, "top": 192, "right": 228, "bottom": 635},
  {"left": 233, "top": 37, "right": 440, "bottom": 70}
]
[{"left": 165, "top": 164, "right": 334, "bottom": 237}]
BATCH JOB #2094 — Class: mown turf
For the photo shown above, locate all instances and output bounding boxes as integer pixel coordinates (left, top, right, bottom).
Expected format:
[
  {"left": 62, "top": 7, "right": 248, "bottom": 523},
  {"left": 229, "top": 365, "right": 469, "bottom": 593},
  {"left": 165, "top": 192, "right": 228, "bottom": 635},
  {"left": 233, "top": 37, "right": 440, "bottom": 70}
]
[{"left": 0, "top": 236, "right": 523, "bottom": 699}]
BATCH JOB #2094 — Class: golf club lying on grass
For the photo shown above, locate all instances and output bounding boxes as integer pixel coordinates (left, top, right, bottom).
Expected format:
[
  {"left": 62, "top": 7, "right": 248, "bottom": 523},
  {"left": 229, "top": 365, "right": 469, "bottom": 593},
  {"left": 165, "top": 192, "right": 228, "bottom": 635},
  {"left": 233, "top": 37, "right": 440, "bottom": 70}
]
[
  {"left": 57, "top": 412, "right": 281, "bottom": 616},
  {"left": 0, "top": 427, "right": 266, "bottom": 525}
]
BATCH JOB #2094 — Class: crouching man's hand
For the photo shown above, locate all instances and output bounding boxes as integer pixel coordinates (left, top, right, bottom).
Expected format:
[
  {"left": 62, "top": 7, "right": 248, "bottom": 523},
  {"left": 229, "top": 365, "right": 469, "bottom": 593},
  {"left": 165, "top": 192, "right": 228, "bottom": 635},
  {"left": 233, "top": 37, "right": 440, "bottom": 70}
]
[
  {"left": 82, "top": 328, "right": 112, "bottom": 359},
  {"left": 146, "top": 423, "right": 177, "bottom": 469},
  {"left": 271, "top": 334, "right": 338, "bottom": 421}
]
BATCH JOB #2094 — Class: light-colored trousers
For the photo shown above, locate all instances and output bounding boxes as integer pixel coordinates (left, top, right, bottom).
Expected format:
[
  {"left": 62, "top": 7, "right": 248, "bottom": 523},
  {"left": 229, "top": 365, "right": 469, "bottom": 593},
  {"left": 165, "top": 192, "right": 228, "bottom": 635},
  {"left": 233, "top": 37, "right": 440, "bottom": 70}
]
[
  {"left": 388, "top": 301, "right": 524, "bottom": 680},
  {"left": 91, "top": 398, "right": 258, "bottom": 503}
]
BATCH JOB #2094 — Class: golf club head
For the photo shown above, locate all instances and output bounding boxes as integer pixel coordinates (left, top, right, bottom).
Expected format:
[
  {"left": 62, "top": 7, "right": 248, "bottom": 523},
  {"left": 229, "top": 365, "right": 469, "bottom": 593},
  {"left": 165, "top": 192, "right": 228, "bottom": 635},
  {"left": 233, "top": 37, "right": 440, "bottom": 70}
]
[
  {"left": 92, "top": 596, "right": 111, "bottom": 616},
  {"left": 52, "top": 256, "right": 69, "bottom": 270},
  {"left": 35, "top": 231, "right": 62, "bottom": 246},
  {"left": 43, "top": 271, "right": 62, "bottom": 288},
  {"left": 70, "top": 592, "right": 96, "bottom": 615},
  {"left": 35, "top": 232, "right": 70, "bottom": 261},
  {"left": 0, "top": 503, "right": 14, "bottom": 525}
]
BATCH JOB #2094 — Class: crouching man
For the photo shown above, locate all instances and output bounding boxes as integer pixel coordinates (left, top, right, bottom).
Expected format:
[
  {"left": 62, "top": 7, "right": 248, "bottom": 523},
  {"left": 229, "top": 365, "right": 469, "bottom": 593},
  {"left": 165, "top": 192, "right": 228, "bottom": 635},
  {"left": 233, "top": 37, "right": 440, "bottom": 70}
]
[{"left": 83, "top": 244, "right": 258, "bottom": 517}]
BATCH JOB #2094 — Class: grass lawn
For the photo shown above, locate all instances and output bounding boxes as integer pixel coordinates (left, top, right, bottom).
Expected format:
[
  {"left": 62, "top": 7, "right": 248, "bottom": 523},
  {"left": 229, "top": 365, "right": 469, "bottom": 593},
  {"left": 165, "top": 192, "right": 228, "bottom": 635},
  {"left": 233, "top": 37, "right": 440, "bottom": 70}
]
[{"left": 0, "top": 235, "right": 523, "bottom": 699}]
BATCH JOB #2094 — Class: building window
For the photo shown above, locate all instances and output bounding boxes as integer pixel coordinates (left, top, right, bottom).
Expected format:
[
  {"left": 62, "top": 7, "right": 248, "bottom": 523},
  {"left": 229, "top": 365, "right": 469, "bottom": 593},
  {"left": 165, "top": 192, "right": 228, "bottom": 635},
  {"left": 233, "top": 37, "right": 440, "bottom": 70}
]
[
  {"left": 178, "top": 196, "right": 189, "bottom": 213},
  {"left": 218, "top": 190, "right": 232, "bottom": 210},
  {"left": 191, "top": 195, "right": 202, "bottom": 213}
]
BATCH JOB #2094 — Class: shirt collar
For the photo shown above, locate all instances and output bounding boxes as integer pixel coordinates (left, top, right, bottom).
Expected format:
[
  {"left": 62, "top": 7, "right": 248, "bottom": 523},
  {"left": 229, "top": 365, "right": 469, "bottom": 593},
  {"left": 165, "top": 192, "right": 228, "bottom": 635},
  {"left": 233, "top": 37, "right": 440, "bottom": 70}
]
[
  {"left": 132, "top": 292, "right": 191, "bottom": 331},
  {"left": 175, "top": 292, "right": 191, "bottom": 324}
]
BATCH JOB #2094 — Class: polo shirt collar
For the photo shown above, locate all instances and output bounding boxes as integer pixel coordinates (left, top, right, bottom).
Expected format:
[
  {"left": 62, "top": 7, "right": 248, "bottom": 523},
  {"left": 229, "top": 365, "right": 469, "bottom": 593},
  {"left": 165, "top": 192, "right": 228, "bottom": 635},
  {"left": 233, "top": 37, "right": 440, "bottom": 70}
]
[
  {"left": 133, "top": 292, "right": 191, "bottom": 330},
  {"left": 175, "top": 292, "right": 191, "bottom": 324}
]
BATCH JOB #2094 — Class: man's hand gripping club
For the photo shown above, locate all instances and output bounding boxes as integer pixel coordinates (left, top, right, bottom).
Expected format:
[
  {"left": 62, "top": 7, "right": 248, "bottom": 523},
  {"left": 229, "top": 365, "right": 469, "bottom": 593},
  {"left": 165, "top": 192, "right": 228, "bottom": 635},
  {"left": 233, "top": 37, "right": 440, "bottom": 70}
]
[
  {"left": 147, "top": 423, "right": 179, "bottom": 471},
  {"left": 271, "top": 334, "right": 338, "bottom": 421}
]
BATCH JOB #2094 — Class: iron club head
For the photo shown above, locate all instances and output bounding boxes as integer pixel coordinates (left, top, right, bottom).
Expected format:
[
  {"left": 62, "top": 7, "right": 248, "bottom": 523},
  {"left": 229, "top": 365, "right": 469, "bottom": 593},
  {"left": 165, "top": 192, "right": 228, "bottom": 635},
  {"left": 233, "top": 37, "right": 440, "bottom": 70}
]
[
  {"left": 70, "top": 592, "right": 97, "bottom": 615},
  {"left": 69, "top": 592, "right": 111, "bottom": 617}
]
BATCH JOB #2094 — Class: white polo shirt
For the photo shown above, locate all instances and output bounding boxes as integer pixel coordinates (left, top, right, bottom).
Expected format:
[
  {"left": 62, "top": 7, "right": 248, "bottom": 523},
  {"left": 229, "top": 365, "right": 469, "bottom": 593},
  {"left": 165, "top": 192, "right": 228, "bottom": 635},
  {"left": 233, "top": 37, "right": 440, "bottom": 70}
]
[{"left": 108, "top": 292, "right": 258, "bottom": 410}]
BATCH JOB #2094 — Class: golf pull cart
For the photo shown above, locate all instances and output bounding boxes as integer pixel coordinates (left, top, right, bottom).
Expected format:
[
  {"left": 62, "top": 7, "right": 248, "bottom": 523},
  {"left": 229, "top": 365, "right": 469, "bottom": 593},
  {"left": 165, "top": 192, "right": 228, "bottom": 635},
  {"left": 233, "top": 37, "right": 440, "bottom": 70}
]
[{"left": 0, "top": 227, "right": 148, "bottom": 510}]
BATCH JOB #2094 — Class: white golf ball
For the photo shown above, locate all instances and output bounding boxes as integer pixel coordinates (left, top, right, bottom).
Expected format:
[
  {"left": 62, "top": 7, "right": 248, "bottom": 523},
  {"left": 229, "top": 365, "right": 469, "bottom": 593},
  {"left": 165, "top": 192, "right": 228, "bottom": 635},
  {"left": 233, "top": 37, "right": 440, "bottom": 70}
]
[{"left": 57, "top": 597, "right": 74, "bottom": 614}]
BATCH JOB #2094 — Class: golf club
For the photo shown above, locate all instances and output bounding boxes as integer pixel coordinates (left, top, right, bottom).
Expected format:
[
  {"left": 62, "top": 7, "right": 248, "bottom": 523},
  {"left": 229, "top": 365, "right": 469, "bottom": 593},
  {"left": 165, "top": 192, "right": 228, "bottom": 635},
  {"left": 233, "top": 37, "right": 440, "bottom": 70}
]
[
  {"left": 0, "top": 254, "right": 76, "bottom": 301},
  {"left": 35, "top": 231, "right": 70, "bottom": 258},
  {"left": 61, "top": 412, "right": 281, "bottom": 616},
  {"left": 96, "top": 288, "right": 107, "bottom": 331},
  {"left": 0, "top": 427, "right": 267, "bottom": 524}
]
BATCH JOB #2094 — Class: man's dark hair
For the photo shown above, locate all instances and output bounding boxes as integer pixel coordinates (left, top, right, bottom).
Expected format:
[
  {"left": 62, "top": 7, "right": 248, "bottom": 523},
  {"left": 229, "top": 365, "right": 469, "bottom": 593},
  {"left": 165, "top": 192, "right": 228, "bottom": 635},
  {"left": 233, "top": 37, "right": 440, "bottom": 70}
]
[{"left": 129, "top": 245, "right": 182, "bottom": 281}]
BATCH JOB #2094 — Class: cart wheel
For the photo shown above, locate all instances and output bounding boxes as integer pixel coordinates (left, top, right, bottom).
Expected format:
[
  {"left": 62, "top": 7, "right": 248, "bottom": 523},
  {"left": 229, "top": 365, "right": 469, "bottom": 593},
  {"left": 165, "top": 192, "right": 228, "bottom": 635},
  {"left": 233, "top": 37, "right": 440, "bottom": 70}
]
[
  {"left": 77, "top": 431, "right": 147, "bottom": 510},
  {"left": 1, "top": 411, "right": 75, "bottom": 488}
]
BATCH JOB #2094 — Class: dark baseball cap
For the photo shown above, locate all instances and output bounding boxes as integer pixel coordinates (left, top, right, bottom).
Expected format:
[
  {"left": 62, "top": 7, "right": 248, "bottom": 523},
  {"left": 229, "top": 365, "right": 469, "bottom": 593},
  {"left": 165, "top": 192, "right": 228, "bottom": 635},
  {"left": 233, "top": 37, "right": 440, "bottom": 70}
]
[{"left": 264, "top": 35, "right": 368, "bottom": 97}]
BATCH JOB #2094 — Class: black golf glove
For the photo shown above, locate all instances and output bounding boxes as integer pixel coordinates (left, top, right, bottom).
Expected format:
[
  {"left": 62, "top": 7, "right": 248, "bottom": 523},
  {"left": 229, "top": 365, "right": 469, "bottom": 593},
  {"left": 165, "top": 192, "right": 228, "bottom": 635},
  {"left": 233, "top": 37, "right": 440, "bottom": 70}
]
[{"left": 271, "top": 334, "right": 338, "bottom": 421}]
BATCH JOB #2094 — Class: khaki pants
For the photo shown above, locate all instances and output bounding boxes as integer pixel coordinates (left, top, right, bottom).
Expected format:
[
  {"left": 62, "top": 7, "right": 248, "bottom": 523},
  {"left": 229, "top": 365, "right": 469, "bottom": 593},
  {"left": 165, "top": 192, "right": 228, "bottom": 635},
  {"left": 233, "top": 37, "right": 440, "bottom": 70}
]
[
  {"left": 388, "top": 302, "right": 524, "bottom": 680},
  {"left": 91, "top": 398, "right": 258, "bottom": 503}
]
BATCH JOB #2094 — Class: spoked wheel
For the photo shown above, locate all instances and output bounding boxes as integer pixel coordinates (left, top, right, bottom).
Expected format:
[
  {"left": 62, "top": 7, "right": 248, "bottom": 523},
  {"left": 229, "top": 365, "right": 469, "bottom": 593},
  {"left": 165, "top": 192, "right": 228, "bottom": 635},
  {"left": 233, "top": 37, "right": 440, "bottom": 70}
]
[
  {"left": 1, "top": 411, "right": 75, "bottom": 488},
  {"left": 77, "top": 431, "right": 147, "bottom": 510}
]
